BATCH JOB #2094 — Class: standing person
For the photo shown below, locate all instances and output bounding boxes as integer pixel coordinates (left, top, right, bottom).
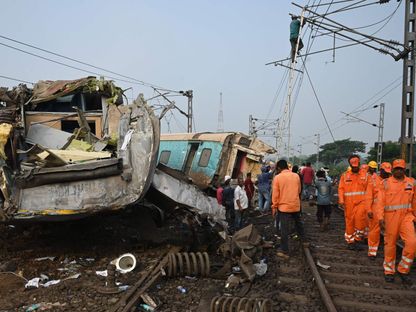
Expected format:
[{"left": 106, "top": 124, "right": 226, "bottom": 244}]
[
  {"left": 376, "top": 159, "right": 416, "bottom": 284},
  {"left": 315, "top": 170, "right": 332, "bottom": 231},
  {"left": 367, "top": 162, "right": 392, "bottom": 259},
  {"left": 244, "top": 172, "right": 254, "bottom": 208},
  {"left": 368, "top": 161, "right": 378, "bottom": 178},
  {"left": 272, "top": 159, "right": 305, "bottom": 259},
  {"left": 301, "top": 162, "right": 315, "bottom": 200},
  {"left": 290, "top": 15, "right": 305, "bottom": 63},
  {"left": 222, "top": 176, "right": 235, "bottom": 231},
  {"left": 338, "top": 155, "right": 373, "bottom": 250},
  {"left": 234, "top": 176, "right": 249, "bottom": 230},
  {"left": 257, "top": 166, "right": 273, "bottom": 213},
  {"left": 216, "top": 181, "right": 224, "bottom": 206}
]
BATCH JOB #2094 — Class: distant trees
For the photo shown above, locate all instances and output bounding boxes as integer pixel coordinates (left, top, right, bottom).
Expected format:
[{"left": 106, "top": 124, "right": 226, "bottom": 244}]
[
  {"left": 366, "top": 141, "right": 400, "bottom": 163},
  {"left": 306, "top": 139, "right": 366, "bottom": 165}
]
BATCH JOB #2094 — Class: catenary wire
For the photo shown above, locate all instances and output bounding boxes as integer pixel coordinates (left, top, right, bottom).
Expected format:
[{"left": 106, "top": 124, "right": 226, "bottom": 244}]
[
  {"left": 0, "top": 74, "right": 34, "bottom": 85},
  {"left": 0, "top": 34, "right": 177, "bottom": 92}
]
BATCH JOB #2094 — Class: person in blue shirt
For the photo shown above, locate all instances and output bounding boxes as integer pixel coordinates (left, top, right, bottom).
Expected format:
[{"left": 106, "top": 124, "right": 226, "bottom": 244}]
[
  {"left": 257, "top": 165, "right": 273, "bottom": 213},
  {"left": 315, "top": 169, "right": 332, "bottom": 231},
  {"left": 290, "top": 15, "right": 305, "bottom": 63}
]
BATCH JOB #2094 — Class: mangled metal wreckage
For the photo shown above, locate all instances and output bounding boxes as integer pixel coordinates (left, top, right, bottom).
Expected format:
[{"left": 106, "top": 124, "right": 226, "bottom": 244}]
[{"left": 0, "top": 77, "right": 159, "bottom": 221}]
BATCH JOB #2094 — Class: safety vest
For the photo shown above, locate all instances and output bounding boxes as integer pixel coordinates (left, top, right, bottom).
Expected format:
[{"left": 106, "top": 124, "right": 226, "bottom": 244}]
[{"left": 381, "top": 177, "right": 416, "bottom": 212}]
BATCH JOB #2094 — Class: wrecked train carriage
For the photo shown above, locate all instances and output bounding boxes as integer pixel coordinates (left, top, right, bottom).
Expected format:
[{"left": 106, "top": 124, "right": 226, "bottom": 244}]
[
  {"left": 158, "top": 132, "right": 275, "bottom": 190},
  {"left": 0, "top": 77, "right": 159, "bottom": 221}
]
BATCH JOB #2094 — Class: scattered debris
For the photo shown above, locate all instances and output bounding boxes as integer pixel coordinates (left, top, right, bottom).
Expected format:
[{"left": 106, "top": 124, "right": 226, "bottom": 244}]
[
  {"left": 253, "top": 259, "right": 268, "bottom": 276},
  {"left": 316, "top": 260, "right": 331, "bottom": 270},
  {"left": 113, "top": 253, "right": 137, "bottom": 274},
  {"left": 176, "top": 285, "right": 187, "bottom": 294},
  {"left": 225, "top": 274, "right": 241, "bottom": 289},
  {"left": 96, "top": 270, "right": 108, "bottom": 277},
  {"left": 34, "top": 257, "right": 55, "bottom": 262}
]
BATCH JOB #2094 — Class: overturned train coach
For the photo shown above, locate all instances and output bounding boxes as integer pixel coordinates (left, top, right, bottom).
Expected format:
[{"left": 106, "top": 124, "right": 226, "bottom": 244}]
[
  {"left": 157, "top": 132, "right": 276, "bottom": 190},
  {"left": 0, "top": 77, "right": 159, "bottom": 221}
]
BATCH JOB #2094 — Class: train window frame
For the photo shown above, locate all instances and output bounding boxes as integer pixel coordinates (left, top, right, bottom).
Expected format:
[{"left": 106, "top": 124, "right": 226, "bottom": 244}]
[
  {"left": 198, "top": 148, "right": 212, "bottom": 167},
  {"left": 159, "top": 150, "right": 171, "bottom": 164}
]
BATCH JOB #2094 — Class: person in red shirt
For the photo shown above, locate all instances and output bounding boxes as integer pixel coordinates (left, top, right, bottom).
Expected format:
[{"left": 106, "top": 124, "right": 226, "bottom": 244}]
[
  {"left": 244, "top": 172, "right": 254, "bottom": 208},
  {"left": 216, "top": 181, "right": 224, "bottom": 206},
  {"left": 301, "top": 162, "right": 315, "bottom": 200}
]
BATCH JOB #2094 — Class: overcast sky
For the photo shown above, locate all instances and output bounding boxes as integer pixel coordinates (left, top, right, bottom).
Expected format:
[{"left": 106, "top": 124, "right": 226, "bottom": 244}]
[{"left": 0, "top": 1, "right": 405, "bottom": 155}]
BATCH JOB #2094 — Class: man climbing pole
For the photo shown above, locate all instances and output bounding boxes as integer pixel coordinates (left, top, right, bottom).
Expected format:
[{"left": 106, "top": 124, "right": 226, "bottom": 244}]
[{"left": 290, "top": 15, "right": 305, "bottom": 63}]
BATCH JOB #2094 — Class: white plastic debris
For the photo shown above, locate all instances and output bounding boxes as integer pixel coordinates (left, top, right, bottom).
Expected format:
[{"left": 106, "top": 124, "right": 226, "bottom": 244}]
[
  {"left": 254, "top": 260, "right": 268, "bottom": 276},
  {"left": 25, "top": 277, "right": 40, "bottom": 288},
  {"left": 316, "top": 260, "right": 331, "bottom": 270},
  {"left": 96, "top": 270, "right": 108, "bottom": 277},
  {"left": 43, "top": 280, "right": 61, "bottom": 287},
  {"left": 34, "top": 257, "right": 55, "bottom": 262}
]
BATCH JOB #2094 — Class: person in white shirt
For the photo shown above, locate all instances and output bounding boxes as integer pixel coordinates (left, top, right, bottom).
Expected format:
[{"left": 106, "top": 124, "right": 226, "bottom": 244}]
[{"left": 234, "top": 176, "right": 249, "bottom": 230}]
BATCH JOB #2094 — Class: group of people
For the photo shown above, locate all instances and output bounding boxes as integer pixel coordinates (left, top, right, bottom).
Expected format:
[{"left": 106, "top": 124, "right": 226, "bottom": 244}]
[
  {"left": 338, "top": 155, "right": 416, "bottom": 284},
  {"left": 217, "top": 154, "right": 416, "bottom": 285}
]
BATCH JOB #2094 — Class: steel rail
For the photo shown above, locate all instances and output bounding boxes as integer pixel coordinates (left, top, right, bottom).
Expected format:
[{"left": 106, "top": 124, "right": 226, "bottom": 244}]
[{"left": 303, "top": 246, "right": 338, "bottom": 312}]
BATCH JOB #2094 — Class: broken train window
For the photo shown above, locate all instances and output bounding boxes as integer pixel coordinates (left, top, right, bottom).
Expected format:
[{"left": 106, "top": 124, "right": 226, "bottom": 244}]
[
  {"left": 159, "top": 150, "right": 171, "bottom": 165},
  {"left": 198, "top": 148, "right": 212, "bottom": 167}
]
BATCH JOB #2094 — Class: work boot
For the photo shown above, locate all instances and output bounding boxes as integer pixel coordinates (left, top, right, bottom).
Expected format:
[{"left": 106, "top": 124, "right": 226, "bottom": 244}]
[
  {"left": 347, "top": 244, "right": 355, "bottom": 250},
  {"left": 398, "top": 272, "right": 412, "bottom": 286},
  {"left": 368, "top": 255, "right": 376, "bottom": 261},
  {"left": 384, "top": 274, "right": 395, "bottom": 283}
]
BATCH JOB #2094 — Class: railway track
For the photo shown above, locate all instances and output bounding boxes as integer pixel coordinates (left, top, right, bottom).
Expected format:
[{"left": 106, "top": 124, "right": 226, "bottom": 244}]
[{"left": 303, "top": 204, "right": 416, "bottom": 312}]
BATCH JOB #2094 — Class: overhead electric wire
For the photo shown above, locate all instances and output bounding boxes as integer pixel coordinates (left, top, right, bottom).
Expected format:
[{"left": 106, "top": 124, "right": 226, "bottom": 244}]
[
  {"left": 0, "top": 34, "right": 177, "bottom": 92},
  {"left": 306, "top": 0, "right": 359, "bottom": 8},
  {"left": 0, "top": 41, "right": 152, "bottom": 87},
  {"left": 0, "top": 74, "right": 34, "bottom": 85},
  {"left": 301, "top": 60, "right": 336, "bottom": 142}
]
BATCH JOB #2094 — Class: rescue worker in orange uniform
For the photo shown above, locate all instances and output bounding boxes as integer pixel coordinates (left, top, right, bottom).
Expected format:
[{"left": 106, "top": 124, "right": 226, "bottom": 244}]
[
  {"left": 376, "top": 159, "right": 416, "bottom": 284},
  {"left": 368, "top": 161, "right": 378, "bottom": 178},
  {"left": 338, "top": 155, "right": 373, "bottom": 250},
  {"left": 367, "top": 162, "right": 392, "bottom": 259},
  {"left": 364, "top": 161, "right": 379, "bottom": 240}
]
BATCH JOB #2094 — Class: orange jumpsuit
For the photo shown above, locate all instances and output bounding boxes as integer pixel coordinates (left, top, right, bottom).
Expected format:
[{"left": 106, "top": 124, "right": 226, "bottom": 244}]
[
  {"left": 338, "top": 170, "right": 373, "bottom": 244},
  {"left": 376, "top": 176, "right": 416, "bottom": 275},
  {"left": 367, "top": 175, "right": 383, "bottom": 257}
]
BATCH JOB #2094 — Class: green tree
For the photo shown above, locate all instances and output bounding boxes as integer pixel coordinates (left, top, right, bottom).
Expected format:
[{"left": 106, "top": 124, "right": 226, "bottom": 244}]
[
  {"left": 318, "top": 139, "right": 366, "bottom": 165},
  {"left": 367, "top": 141, "right": 400, "bottom": 163}
]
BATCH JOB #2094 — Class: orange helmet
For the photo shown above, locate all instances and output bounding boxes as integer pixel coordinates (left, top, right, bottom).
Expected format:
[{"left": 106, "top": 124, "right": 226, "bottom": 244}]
[
  {"left": 380, "top": 162, "right": 392, "bottom": 173},
  {"left": 360, "top": 164, "right": 369, "bottom": 171},
  {"left": 349, "top": 156, "right": 360, "bottom": 167},
  {"left": 392, "top": 159, "right": 406, "bottom": 169}
]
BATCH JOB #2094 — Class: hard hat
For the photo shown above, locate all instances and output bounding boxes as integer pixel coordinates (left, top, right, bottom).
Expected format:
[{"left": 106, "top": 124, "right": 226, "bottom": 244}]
[
  {"left": 368, "top": 161, "right": 378, "bottom": 169},
  {"left": 392, "top": 159, "right": 406, "bottom": 169},
  {"left": 224, "top": 175, "right": 231, "bottom": 182},
  {"left": 360, "top": 164, "right": 368, "bottom": 170},
  {"left": 347, "top": 166, "right": 352, "bottom": 172},
  {"left": 380, "top": 162, "right": 392, "bottom": 173},
  {"left": 349, "top": 157, "right": 360, "bottom": 167}
]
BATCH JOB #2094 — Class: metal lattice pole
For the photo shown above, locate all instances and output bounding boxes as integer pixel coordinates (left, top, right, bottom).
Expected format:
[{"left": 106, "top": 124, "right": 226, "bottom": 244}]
[
  {"left": 400, "top": 0, "right": 416, "bottom": 175},
  {"left": 377, "top": 103, "right": 385, "bottom": 166}
]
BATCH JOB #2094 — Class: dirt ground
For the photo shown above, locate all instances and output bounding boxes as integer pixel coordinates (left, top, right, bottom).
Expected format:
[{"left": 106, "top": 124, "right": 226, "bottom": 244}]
[{"left": 0, "top": 204, "right": 323, "bottom": 312}]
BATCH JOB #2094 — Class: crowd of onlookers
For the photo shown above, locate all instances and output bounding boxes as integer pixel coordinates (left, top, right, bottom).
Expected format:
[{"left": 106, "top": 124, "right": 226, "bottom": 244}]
[{"left": 215, "top": 161, "right": 335, "bottom": 233}]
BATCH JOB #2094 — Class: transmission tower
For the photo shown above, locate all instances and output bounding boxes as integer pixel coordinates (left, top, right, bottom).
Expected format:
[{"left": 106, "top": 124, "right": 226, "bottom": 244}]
[
  {"left": 217, "top": 92, "right": 224, "bottom": 132},
  {"left": 400, "top": 0, "right": 416, "bottom": 175}
]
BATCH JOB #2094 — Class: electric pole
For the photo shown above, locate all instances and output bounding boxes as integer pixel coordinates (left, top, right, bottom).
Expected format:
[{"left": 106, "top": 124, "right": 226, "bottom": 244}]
[
  {"left": 217, "top": 92, "right": 224, "bottom": 132},
  {"left": 400, "top": 0, "right": 416, "bottom": 175},
  {"left": 377, "top": 103, "right": 385, "bottom": 166},
  {"left": 315, "top": 133, "right": 320, "bottom": 168}
]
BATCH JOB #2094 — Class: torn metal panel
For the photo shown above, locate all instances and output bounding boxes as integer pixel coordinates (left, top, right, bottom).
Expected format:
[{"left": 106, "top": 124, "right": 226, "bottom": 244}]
[
  {"left": 151, "top": 168, "right": 225, "bottom": 222},
  {"left": 10, "top": 97, "right": 160, "bottom": 220},
  {"left": 26, "top": 124, "right": 73, "bottom": 149}
]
